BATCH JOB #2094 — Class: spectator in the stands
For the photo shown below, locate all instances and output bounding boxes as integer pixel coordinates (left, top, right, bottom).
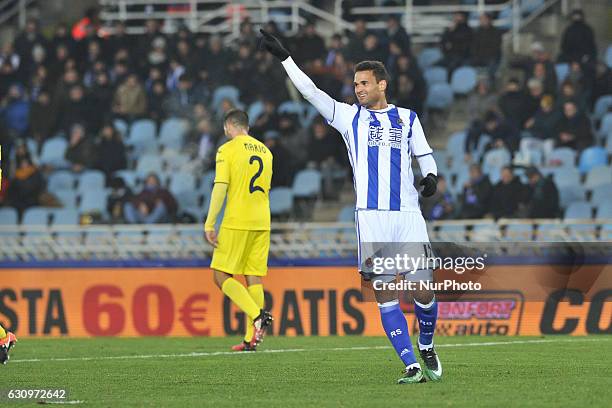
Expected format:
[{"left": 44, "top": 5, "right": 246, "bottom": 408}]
[
  {"left": 361, "top": 33, "right": 387, "bottom": 63},
  {"left": 107, "top": 176, "right": 133, "bottom": 223},
  {"left": 195, "top": 118, "right": 216, "bottom": 170},
  {"left": 325, "top": 34, "right": 345, "bottom": 67},
  {"left": 162, "top": 73, "right": 206, "bottom": 119},
  {"left": 148, "top": 80, "right": 167, "bottom": 124},
  {"left": 94, "top": 123, "right": 127, "bottom": 179},
  {"left": 394, "top": 74, "right": 425, "bottom": 116},
  {"left": 483, "top": 110, "right": 520, "bottom": 152},
  {"left": 252, "top": 99, "right": 280, "bottom": 138},
  {"left": 383, "top": 15, "right": 411, "bottom": 56},
  {"left": 556, "top": 80, "right": 588, "bottom": 114},
  {"left": 58, "top": 84, "right": 94, "bottom": 134},
  {"left": 441, "top": 12, "right": 472, "bottom": 74},
  {"left": 0, "top": 42, "right": 20, "bottom": 73},
  {"left": 346, "top": 18, "right": 369, "bottom": 62},
  {"left": 0, "top": 83, "right": 29, "bottom": 138},
  {"left": 525, "top": 78, "right": 545, "bottom": 123},
  {"left": 89, "top": 70, "right": 114, "bottom": 131},
  {"left": 203, "top": 35, "right": 231, "bottom": 87},
  {"left": 264, "top": 130, "right": 294, "bottom": 188},
  {"left": 29, "top": 90, "right": 56, "bottom": 143},
  {"left": 470, "top": 13, "right": 502, "bottom": 80},
  {"left": 106, "top": 21, "right": 135, "bottom": 60},
  {"left": 511, "top": 42, "right": 558, "bottom": 95},
  {"left": 420, "top": 174, "right": 454, "bottom": 220},
  {"left": 498, "top": 78, "right": 531, "bottom": 131},
  {"left": 559, "top": 9, "right": 597, "bottom": 64},
  {"left": 306, "top": 118, "right": 346, "bottom": 199},
  {"left": 8, "top": 153, "right": 45, "bottom": 216},
  {"left": 50, "top": 22, "right": 75, "bottom": 58},
  {"left": 124, "top": 173, "right": 177, "bottom": 224},
  {"left": 166, "top": 58, "right": 186, "bottom": 92},
  {"left": 555, "top": 100, "right": 593, "bottom": 151},
  {"left": 13, "top": 18, "right": 47, "bottom": 74},
  {"left": 112, "top": 73, "right": 147, "bottom": 121},
  {"left": 459, "top": 164, "right": 492, "bottom": 219},
  {"left": 591, "top": 61, "right": 612, "bottom": 107},
  {"left": 65, "top": 123, "right": 95, "bottom": 173},
  {"left": 524, "top": 95, "right": 560, "bottom": 140},
  {"left": 525, "top": 166, "right": 560, "bottom": 218},
  {"left": 293, "top": 21, "right": 327, "bottom": 65},
  {"left": 490, "top": 166, "right": 525, "bottom": 219},
  {"left": 467, "top": 77, "right": 497, "bottom": 123}
]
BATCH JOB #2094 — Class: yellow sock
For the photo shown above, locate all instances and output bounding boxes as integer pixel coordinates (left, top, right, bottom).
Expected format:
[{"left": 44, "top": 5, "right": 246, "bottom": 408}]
[
  {"left": 0, "top": 325, "right": 6, "bottom": 339},
  {"left": 244, "top": 284, "right": 265, "bottom": 342},
  {"left": 221, "top": 278, "right": 260, "bottom": 321}
]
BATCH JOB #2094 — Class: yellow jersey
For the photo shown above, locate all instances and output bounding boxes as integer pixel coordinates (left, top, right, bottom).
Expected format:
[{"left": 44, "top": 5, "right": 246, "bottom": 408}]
[{"left": 214, "top": 134, "right": 273, "bottom": 231}]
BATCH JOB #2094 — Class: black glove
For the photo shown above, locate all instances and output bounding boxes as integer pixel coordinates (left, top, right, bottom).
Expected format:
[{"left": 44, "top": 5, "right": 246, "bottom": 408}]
[
  {"left": 260, "top": 29, "right": 290, "bottom": 61},
  {"left": 419, "top": 173, "right": 438, "bottom": 197}
]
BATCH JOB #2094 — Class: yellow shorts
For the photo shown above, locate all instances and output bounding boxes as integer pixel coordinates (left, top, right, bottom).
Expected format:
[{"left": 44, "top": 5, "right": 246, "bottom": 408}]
[{"left": 210, "top": 228, "right": 270, "bottom": 276}]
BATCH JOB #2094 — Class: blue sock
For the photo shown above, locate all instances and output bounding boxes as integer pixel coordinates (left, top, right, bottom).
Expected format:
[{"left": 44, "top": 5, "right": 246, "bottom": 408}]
[
  {"left": 414, "top": 297, "right": 438, "bottom": 349},
  {"left": 379, "top": 301, "right": 418, "bottom": 368}
]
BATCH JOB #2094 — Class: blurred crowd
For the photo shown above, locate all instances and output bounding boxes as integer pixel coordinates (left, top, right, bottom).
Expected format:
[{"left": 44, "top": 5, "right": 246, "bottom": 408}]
[{"left": 0, "top": 6, "right": 609, "bottom": 223}]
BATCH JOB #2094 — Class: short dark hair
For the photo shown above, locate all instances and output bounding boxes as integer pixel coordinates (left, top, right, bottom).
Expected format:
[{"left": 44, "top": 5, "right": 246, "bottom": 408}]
[
  {"left": 224, "top": 109, "right": 249, "bottom": 129},
  {"left": 354, "top": 61, "right": 390, "bottom": 84}
]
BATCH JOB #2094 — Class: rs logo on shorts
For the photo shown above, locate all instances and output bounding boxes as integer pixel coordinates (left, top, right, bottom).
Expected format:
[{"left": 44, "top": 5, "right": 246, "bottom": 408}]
[{"left": 390, "top": 329, "right": 402, "bottom": 337}]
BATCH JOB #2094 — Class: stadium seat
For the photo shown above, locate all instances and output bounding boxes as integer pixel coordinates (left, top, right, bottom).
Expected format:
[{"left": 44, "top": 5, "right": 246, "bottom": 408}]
[
  {"left": 278, "top": 101, "right": 305, "bottom": 118},
  {"left": 554, "top": 63, "right": 569, "bottom": 84},
  {"left": 79, "top": 190, "right": 109, "bottom": 214},
  {"left": 418, "top": 47, "right": 443, "bottom": 69},
  {"left": 169, "top": 172, "right": 196, "bottom": 193},
  {"left": 212, "top": 86, "right": 240, "bottom": 108},
  {"left": 0, "top": 207, "right": 18, "bottom": 225},
  {"left": 504, "top": 223, "right": 533, "bottom": 241},
  {"left": 536, "top": 223, "right": 565, "bottom": 241},
  {"left": 450, "top": 66, "right": 477, "bottom": 95},
  {"left": 602, "top": 224, "right": 612, "bottom": 240},
  {"left": 552, "top": 167, "right": 580, "bottom": 187},
  {"left": 292, "top": 169, "right": 322, "bottom": 198},
  {"left": 48, "top": 170, "right": 76, "bottom": 191},
  {"left": 437, "top": 224, "right": 466, "bottom": 241},
  {"left": 567, "top": 223, "right": 597, "bottom": 240},
  {"left": 482, "top": 148, "right": 511, "bottom": 181},
  {"left": 199, "top": 170, "right": 216, "bottom": 194},
  {"left": 425, "top": 83, "right": 454, "bottom": 110},
  {"left": 337, "top": 205, "right": 354, "bottom": 222},
  {"left": 113, "top": 170, "right": 139, "bottom": 189},
  {"left": 593, "top": 95, "right": 612, "bottom": 121},
  {"left": 136, "top": 155, "right": 164, "bottom": 177},
  {"left": 598, "top": 112, "right": 612, "bottom": 138},
  {"left": 39, "top": 137, "right": 69, "bottom": 167},
  {"left": 590, "top": 184, "right": 612, "bottom": 206},
  {"left": 584, "top": 165, "right": 612, "bottom": 189},
  {"left": 51, "top": 208, "right": 80, "bottom": 225},
  {"left": 54, "top": 189, "right": 78, "bottom": 208},
  {"left": 578, "top": 146, "right": 607, "bottom": 174},
  {"left": 174, "top": 191, "right": 201, "bottom": 211},
  {"left": 471, "top": 222, "right": 500, "bottom": 241},
  {"left": 126, "top": 119, "right": 157, "bottom": 155},
  {"left": 446, "top": 131, "right": 466, "bottom": 154},
  {"left": 116, "top": 230, "right": 144, "bottom": 245},
  {"left": 564, "top": 201, "right": 592, "bottom": 219},
  {"left": 606, "top": 45, "right": 612, "bottom": 69},
  {"left": 247, "top": 100, "right": 265, "bottom": 126},
  {"left": 597, "top": 202, "right": 612, "bottom": 218},
  {"left": 520, "top": 0, "right": 544, "bottom": 14},
  {"left": 22, "top": 207, "right": 50, "bottom": 225},
  {"left": 546, "top": 147, "right": 576, "bottom": 167},
  {"left": 424, "top": 66, "right": 448, "bottom": 85},
  {"left": 162, "top": 150, "right": 190, "bottom": 171},
  {"left": 269, "top": 187, "right": 294, "bottom": 216},
  {"left": 113, "top": 118, "right": 128, "bottom": 137},
  {"left": 558, "top": 185, "right": 586, "bottom": 209},
  {"left": 77, "top": 170, "right": 106, "bottom": 191},
  {"left": 497, "top": 5, "right": 512, "bottom": 29},
  {"left": 159, "top": 118, "right": 189, "bottom": 151}
]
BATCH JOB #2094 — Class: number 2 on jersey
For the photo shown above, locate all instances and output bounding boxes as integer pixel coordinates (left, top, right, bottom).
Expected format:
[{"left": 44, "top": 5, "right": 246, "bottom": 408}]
[{"left": 249, "top": 155, "right": 265, "bottom": 194}]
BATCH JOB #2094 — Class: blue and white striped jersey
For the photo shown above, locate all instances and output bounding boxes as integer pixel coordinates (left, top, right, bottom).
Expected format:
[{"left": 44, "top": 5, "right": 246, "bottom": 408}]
[{"left": 329, "top": 102, "right": 432, "bottom": 211}]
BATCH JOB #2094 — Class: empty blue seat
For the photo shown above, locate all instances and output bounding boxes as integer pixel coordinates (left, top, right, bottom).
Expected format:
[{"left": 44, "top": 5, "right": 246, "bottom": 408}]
[
  {"left": 337, "top": 205, "right": 354, "bottom": 222},
  {"left": 48, "top": 170, "right": 75, "bottom": 191},
  {"left": 159, "top": 118, "right": 189, "bottom": 151},
  {"left": 418, "top": 47, "right": 443, "bottom": 69},
  {"left": 590, "top": 184, "right": 612, "bottom": 206},
  {"left": 212, "top": 86, "right": 240, "bottom": 108},
  {"left": 292, "top": 169, "right": 322, "bottom": 198},
  {"left": 247, "top": 101, "right": 265, "bottom": 126},
  {"left": 126, "top": 119, "right": 157, "bottom": 155},
  {"left": 546, "top": 147, "right": 576, "bottom": 167},
  {"left": 585, "top": 165, "right": 612, "bottom": 189},
  {"left": 558, "top": 185, "right": 586, "bottom": 209},
  {"left": 450, "top": 66, "right": 477, "bottom": 95},
  {"left": 169, "top": 172, "right": 196, "bottom": 194},
  {"left": 113, "top": 119, "right": 128, "bottom": 137},
  {"left": 554, "top": 63, "right": 569, "bottom": 84},
  {"left": 0, "top": 207, "right": 18, "bottom": 225},
  {"left": 51, "top": 208, "right": 80, "bottom": 225},
  {"left": 22, "top": 207, "right": 50, "bottom": 225},
  {"left": 426, "top": 83, "right": 454, "bottom": 110},
  {"left": 597, "top": 202, "right": 612, "bottom": 218},
  {"left": 424, "top": 66, "right": 448, "bottom": 85},
  {"left": 136, "top": 155, "right": 164, "bottom": 177},
  {"left": 521, "top": 0, "right": 545, "bottom": 14},
  {"left": 278, "top": 101, "right": 305, "bottom": 118},
  {"left": 54, "top": 189, "right": 78, "bottom": 208},
  {"left": 79, "top": 190, "right": 108, "bottom": 213},
  {"left": 593, "top": 95, "right": 612, "bottom": 121},
  {"left": 199, "top": 170, "right": 216, "bottom": 194},
  {"left": 552, "top": 167, "right": 580, "bottom": 187},
  {"left": 564, "top": 201, "right": 592, "bottom": 219},
  {"left": 270, "top": 187, "right": 293, "bottom": 215},
  {"left": 77, "top": 170, "right": 106, "bottom": 191},
  {"left": 39, "top": 137, "right": 69, "bottom": 167},
  {"left": 483, "top": 148, "right": 511, "bottom": 174},
  {"left": 599, "top": 112, "right": 612, "bottom": 138},
  {"left": 174, "top": 191, "right": 200, "bottom": 211},
  {"left": 606, "top": 45, "right": 612, "bottom": 69},
  {"left": 446, "top": 131, "right": 466, "bottom": 154},
  {"left": 578, "top": 146, "right": 607, "bottom": 174}
]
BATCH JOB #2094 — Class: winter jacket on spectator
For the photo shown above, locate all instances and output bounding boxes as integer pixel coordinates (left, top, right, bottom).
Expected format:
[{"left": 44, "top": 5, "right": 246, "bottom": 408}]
[
  {"left": 490, "top": 170, "right": 526, "bottom": 219},
  {"left": 470, "top": 16, "right": 502, "bottom": 67},
  {"left": 555, "top": 102, "right": 593, "bottom": 150},
  {"left": 8, "top": 156, "right": 45, "bottom": 214},
  {"left": 0, "top": 84, "right": 29, "bottom": 136},
  {"left": 65, "top": 124, "right": 96, "bottom": 172},
  {"left": 95, "top": 125, "right": 127, "bottom": 178},
  {"left": 28, "top": 92, "right": 56, "bottom": 141},
  {"left": 526, "top": 170, "right": 560, "bottom": 218},
  {"left": 498, "top": 80, "right": 531, "bottom": 130},
  {"left": 460, "top": 165, "right": 493, "bottom": 219},
  {"left": 524, "top": 95, "right": 561, "bottom": 140},
  {"left": 559, "top": 11, "right": 597, "bottom": 63},
  {"left": 112, "top": 75, "right": 147, "bottom": 117}
]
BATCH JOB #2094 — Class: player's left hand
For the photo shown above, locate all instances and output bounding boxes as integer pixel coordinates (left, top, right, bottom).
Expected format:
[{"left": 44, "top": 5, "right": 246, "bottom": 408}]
[
  {"left": 419, "top": 173, "right": 438, "bottom": 197},
  {"left": 260, "top": 29, "right": 290, "bottom": 61},
  {"left": 205, "top": 229, "right": 218, "bottom": 248}
]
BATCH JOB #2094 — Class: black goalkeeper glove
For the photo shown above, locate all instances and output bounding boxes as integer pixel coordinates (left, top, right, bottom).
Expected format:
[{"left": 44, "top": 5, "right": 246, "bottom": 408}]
[
  {"left": 260, "top": 29, "right": 290, "bottom": 61},
  {"left": 419, "top": 173, "right": 438, "bottom": 197}
]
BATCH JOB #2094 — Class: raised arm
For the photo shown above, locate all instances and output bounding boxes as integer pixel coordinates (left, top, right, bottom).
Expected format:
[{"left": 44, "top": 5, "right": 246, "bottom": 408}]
[{"left": 260, "top": 29, "right": 336, "bottom": 122}]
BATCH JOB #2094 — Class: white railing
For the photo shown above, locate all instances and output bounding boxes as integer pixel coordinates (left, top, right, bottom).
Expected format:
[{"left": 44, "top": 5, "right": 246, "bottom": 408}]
[{"left": 0, "top": 219, "right": 609, "bottom": 262}]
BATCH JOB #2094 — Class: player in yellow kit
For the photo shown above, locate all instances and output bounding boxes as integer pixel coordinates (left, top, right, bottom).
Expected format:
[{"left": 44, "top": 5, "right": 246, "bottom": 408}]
[
  {"left": 204, "top": 109, "right": 274, "bottom": 351},
  {"left": 0, "top": 323, "right": 17, "bottom": 365}
]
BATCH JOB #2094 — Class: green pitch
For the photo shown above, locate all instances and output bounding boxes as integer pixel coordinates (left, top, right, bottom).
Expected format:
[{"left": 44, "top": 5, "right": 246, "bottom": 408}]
[{"left": 4, "top": 336, "right": 611, "bottom": 407}]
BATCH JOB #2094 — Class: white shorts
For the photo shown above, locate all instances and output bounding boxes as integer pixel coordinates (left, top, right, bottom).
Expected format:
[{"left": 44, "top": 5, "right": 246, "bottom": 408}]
[{"left": 356, "top": 209, "right": 434, "bottom": 281}]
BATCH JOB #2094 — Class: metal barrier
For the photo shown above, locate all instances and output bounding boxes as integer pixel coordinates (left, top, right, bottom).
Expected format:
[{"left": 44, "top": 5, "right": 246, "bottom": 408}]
[{"left": 0, "top": 219, "right": 609, "bottom": 262}]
